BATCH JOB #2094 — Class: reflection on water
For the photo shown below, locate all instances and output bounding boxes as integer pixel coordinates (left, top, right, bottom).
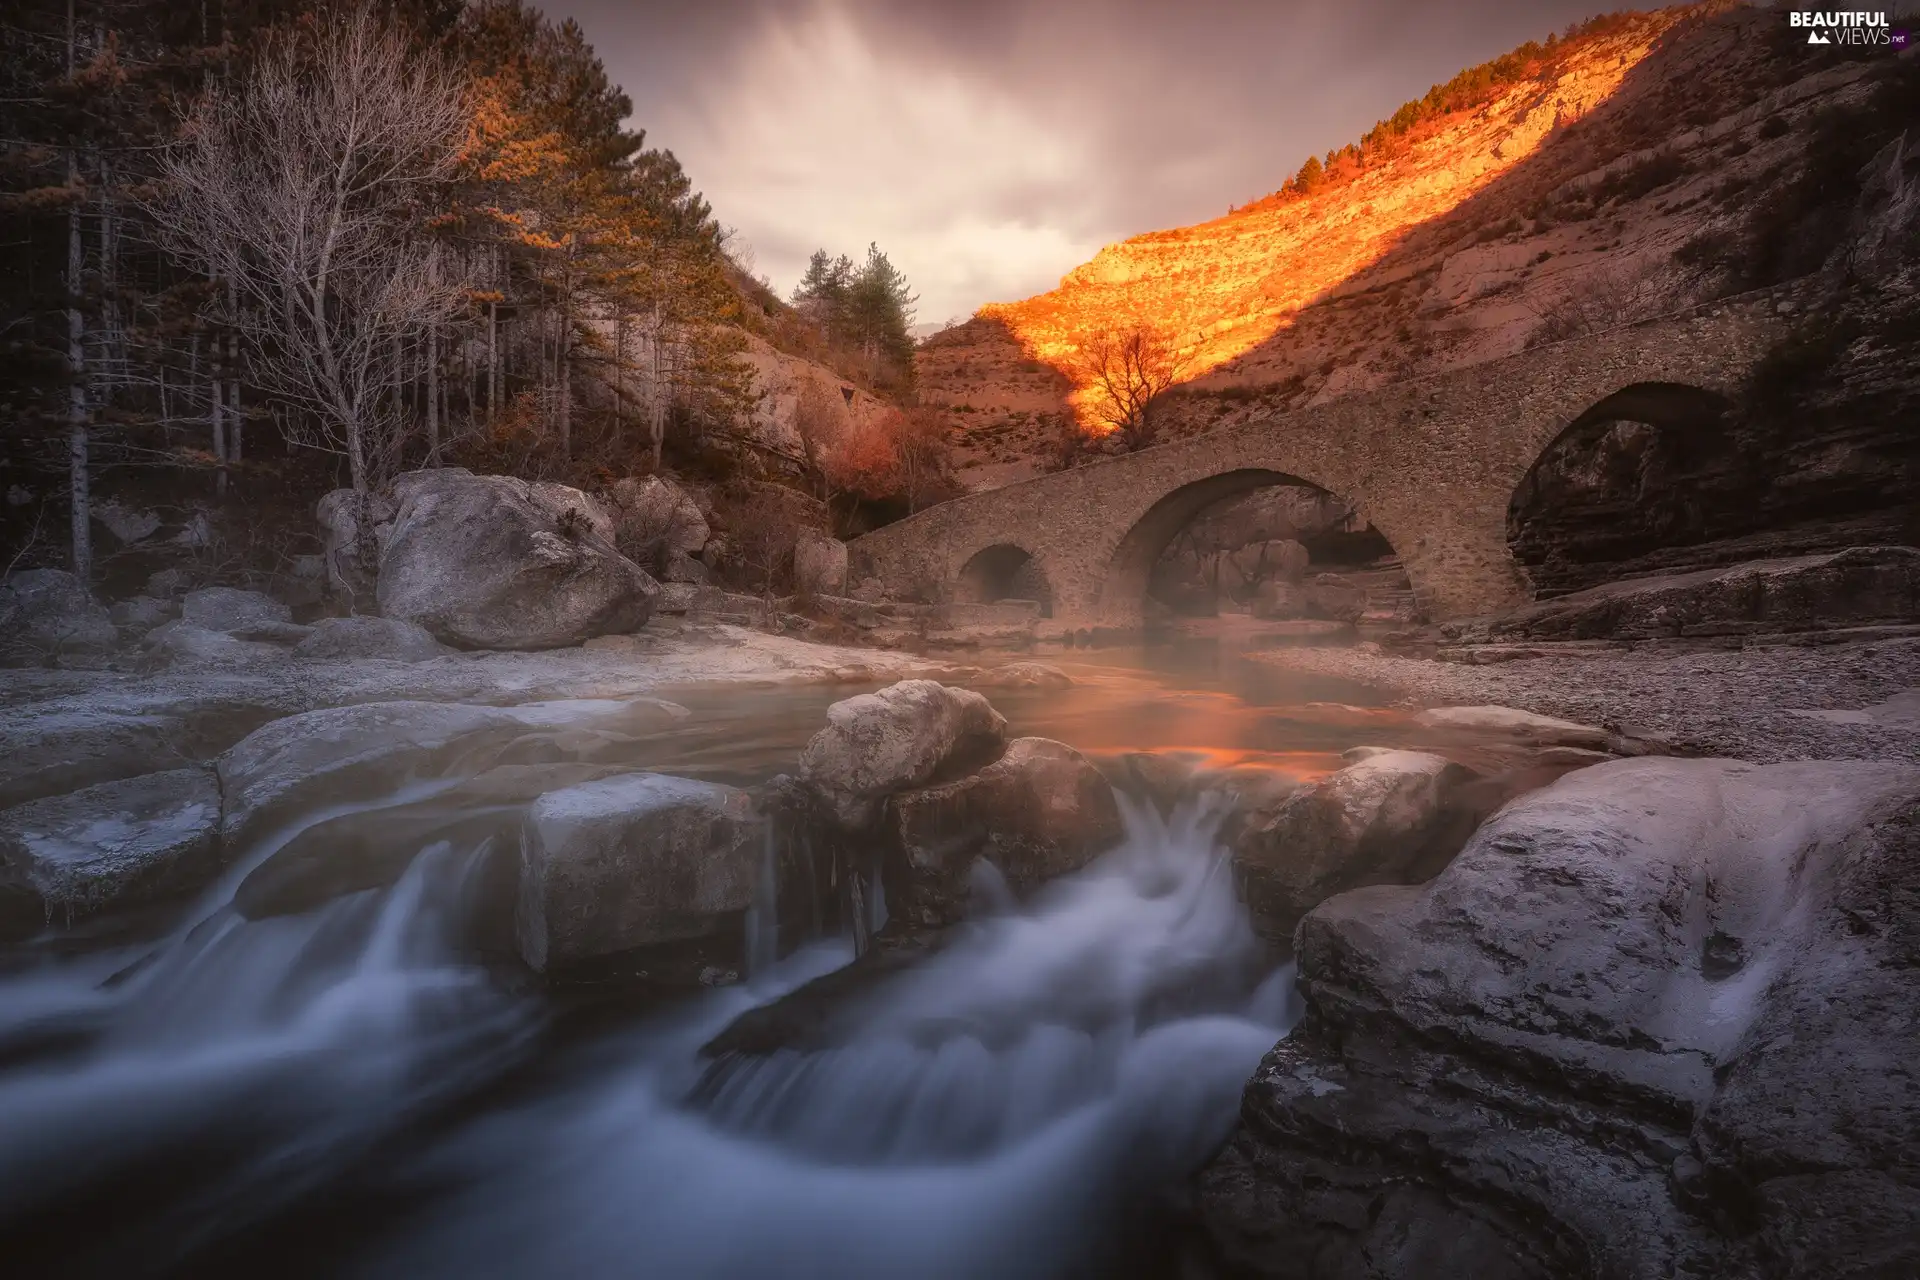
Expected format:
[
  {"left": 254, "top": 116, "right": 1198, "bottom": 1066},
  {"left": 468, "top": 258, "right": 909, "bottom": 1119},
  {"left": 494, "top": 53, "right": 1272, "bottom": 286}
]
[{"left": 0, "top": 636, "right": 1366, "bottom": 1278}]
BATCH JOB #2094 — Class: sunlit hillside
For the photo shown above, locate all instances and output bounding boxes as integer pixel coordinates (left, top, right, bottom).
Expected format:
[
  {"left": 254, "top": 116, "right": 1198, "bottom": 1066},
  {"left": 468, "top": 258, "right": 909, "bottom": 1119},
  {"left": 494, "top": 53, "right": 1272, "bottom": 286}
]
[{"left": 920, "top": 1, "right": 1880, "bottom": 486}]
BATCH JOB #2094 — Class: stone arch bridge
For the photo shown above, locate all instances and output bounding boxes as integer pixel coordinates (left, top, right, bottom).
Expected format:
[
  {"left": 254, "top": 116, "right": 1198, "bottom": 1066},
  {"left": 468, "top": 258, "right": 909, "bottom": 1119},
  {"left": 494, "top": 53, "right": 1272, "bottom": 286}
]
[{"left": 851, "top": 299, "right": 1786, "bottom": 628}]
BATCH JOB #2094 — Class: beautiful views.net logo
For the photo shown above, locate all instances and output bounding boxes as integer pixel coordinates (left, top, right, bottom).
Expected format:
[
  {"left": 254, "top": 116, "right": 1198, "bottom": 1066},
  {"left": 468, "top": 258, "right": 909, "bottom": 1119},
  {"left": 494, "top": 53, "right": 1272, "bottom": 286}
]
[{"left": 1788, "top": 11, "right": 1898, "bottom": 44}]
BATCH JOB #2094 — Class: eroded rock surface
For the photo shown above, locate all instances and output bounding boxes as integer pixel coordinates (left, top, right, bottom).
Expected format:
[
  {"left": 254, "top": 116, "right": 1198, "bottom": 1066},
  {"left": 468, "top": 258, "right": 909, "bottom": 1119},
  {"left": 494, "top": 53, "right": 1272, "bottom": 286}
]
[
  {"left": 516, "top": 772, "right": 760, "bottom": 976},
  {"left": 886, "top": 736, "right": 1122, "bottom": 926},
  {"left": 293, "top": 615, "right": 450, "bottom": 663},
  {"left": 1231, "top": 750, "right": 1478, "bottom": 942},
  {"left": 797, "top": 680, "right": 1008, "bottom": 828},
  {"left": 1198, "top": 757, "right": 1920, "bottom": 1280},
  {"left": 377, "top": 469, "right": 659, "bottom": 650},
  {"left": 0, "top": 767, "right": 222, "bottom": 939}
]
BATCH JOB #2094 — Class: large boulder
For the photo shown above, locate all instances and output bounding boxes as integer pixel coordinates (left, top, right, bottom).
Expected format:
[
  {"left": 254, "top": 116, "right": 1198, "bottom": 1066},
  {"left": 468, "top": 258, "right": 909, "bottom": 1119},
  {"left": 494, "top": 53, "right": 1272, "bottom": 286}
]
[
  {"left": 0, "top": 767, "right": 222, "bottom": 940},
  {"left": 217, "top": 698, "right": 682, "bottom": 850},
  {"left": 376, "top": 469, "right": 659, "bottom": 650},
  {"left": 885, "top": 737, "right": 1123, "bottom": 926},
  {"left": 1198, "top": 757, "right": 1920, "bottom": 1280},
  {"left": 1493, "top": 546, "right": 1920, "bottom": 641},
  {"left": 1231, "top": 750, "right": 1478, "bottom": 942},
  {"left": 792, "top": 530, "right": 850, "bottom": 598},
  {"left": 0, "top": 569, "right": 116, "bottom": 659},
  {"left": 293, "top": 615, "right": 449, "bottom": 663},
  {"left": 798, "top": 680, "right": 1008, "bottom": 828},
  {"left": 517, "top": 772, "right": 760, "bottom": 976},
  {"left": 604, "top": 475, "right": 709, "bottom": 566},
  {"left": 108, "top": 595, "right": 177, "bottom": 638}
]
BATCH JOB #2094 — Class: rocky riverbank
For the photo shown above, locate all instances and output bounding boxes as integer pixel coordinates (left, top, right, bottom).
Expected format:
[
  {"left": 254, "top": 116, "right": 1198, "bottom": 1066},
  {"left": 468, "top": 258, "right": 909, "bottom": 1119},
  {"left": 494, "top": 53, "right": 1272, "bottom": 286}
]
[{"left": 1255, "top": 636, "right": 1920, "bottom": 763}]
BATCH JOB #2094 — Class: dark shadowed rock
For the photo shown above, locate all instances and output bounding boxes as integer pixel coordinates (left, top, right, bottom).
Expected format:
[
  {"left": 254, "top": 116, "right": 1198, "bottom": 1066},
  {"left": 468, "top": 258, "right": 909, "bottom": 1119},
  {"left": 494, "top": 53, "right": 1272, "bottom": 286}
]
[
  {"left": 516, "top": 772, "right": 760, "bottom": 976},
  {"left": 179, "top": 586, "right": 296, "bottom": 638},
  {"left": 1198, "top": 757, "right": 1920, "bottom": 1280},
  {"left": 377, "top": 469, "right": 659, "bottom": 650},
  {"left": 797, "top": 680, "right": 1008, "bottom": 828},
  {"left": 1493, "top": 546, "right": 1920, "bottom": 642},
  {"left": 108, "top": 595, "right": 177, "bottom": 638},
  {"left": 0, "top": 569, "right": 116, "bottom": 659},
  {"left": 604, "top": 475, "right": 709, "bottom": 561},
  {"left": 1231, "top": 749, "right": 1478, "bottom": 942},
  {"left": 293, "top": 615, "right": 450, "bottom": 663},
  {"left": 0, "top": 768, "right": 221, "bottom": 940},
  {"left": 886, "top": 737, "right": 1123, "bottom": 927}
]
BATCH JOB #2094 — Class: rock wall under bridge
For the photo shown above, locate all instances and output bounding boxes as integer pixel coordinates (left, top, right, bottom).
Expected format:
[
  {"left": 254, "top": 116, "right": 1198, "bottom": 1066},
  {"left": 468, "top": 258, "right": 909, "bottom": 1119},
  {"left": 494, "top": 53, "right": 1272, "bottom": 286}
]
[{"left": 851, "top": 297, "right": 1787, "bottom": 629}]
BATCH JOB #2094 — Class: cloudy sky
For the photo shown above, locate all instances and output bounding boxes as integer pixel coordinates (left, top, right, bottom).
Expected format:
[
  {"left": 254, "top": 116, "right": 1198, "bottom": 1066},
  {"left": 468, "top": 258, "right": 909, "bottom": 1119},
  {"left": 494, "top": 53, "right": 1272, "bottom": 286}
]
[{"left": 558, "top": 0, "right": 1641, "bottom": 325}]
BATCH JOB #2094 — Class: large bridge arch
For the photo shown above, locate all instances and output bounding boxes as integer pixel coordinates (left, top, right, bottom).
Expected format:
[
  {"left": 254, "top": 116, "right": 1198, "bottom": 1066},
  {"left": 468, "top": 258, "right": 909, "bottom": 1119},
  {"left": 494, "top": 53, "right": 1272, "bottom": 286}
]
[{"left": 851, "top": 298, "right": 1785, "bottom": 629}]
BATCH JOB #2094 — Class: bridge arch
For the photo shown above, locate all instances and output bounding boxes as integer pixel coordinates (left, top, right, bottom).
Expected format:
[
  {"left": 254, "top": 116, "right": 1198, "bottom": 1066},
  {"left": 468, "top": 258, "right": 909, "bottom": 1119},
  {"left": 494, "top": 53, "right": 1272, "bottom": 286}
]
[
  {"left": 957, "top": 543, "right": 1054, "bottom": 614},
  {"left": 1509, "top": 380, "right": 1738, "bottom": 597}
]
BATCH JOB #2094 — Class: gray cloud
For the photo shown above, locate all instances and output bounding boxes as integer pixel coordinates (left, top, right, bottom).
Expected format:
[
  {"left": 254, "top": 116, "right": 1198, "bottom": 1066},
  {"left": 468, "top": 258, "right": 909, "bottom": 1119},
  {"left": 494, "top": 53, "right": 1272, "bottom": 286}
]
[{"left": 558, "top": 0, "right": 1638, "bottom": 322}]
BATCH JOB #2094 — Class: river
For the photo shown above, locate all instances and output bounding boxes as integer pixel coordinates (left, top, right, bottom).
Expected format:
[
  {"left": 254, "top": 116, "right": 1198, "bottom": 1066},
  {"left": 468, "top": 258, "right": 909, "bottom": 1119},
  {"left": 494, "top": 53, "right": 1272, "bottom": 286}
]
[{"left": 0, "top": 637, "right": 1398, "bottom": 1278}]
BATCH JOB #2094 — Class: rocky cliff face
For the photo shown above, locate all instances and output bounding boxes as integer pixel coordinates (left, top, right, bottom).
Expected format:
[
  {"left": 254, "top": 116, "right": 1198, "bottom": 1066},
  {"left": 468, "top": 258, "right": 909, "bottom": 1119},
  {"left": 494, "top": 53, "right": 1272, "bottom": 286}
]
[{"left": 922, "top": 6, "right": 1900, "bottom": 501}]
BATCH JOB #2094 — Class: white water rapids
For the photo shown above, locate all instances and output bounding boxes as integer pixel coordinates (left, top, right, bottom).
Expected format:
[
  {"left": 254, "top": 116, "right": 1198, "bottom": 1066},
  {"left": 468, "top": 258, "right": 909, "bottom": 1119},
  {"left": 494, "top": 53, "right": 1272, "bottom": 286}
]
[{"left": 0, "top": 775, "right": 1298, "bottom": 1278}]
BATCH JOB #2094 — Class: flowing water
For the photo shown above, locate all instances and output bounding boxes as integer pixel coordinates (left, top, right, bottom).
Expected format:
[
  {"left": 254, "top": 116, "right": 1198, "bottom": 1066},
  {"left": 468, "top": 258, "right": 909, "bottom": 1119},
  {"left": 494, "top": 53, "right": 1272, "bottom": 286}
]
[{"left": 0, "top": 642, "right": 1388, "bottom": 1278}]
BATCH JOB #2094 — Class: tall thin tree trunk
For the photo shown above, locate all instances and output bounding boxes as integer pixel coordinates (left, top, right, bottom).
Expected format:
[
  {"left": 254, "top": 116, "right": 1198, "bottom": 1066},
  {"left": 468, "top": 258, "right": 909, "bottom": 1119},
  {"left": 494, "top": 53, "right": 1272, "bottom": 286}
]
[
  {"left": 426, "top": 322, "right": 440, "bottom": 464},
  {"left": 67, "top": 163, "right": 92, "bottom": 581},
  {"left": 486, "top": 300, "right": 499, "bottom": 423},
  {"left": 649, "top": 304, "right": 664, "bottom": 471}
]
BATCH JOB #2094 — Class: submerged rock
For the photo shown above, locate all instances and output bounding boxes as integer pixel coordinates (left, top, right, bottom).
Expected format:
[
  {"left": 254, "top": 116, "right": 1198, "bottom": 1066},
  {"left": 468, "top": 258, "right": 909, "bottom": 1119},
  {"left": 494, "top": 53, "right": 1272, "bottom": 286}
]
[
  {"left": 1198, "top": 757, "right": 1920, "bottom": 1280},
  {"left": 1413, "top": 704, "right": 1612, "bottom": 749},
  {"left": 377, "top": 469, "right": 659, "bottom": 650},
  {"left": 217, "top": 698, "right": 682, "bottom": 850},
  {"left": 887, "top": 737, "right": 1123, "bottom": 927},
  {"left": 516, "top": 772, "right": 761, "bottom": 976},
  {"left": 1231, "top": 749, "right": 1479, "bottom": 942},
  {"left": 968, "top": 661, "right": 1073, "bottom": 690},
  {"left": 798, "top": 680, "right": 1008, "bottom": 828},
  {"left": 0, "top": 767, "right": 221, "bottom": 939}
]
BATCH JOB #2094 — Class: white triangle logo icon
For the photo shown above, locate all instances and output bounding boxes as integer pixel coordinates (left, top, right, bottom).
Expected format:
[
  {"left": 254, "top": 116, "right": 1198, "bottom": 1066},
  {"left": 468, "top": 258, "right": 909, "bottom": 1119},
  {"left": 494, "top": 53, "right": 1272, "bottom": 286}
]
[{"left": 1807, "top": 28, "right": 1830, "bottom": 43}]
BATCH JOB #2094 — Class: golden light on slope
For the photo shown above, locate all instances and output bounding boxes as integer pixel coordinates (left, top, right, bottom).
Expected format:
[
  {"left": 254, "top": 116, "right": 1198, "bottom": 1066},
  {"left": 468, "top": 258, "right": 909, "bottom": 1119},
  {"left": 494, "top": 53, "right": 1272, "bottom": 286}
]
[{"left": 980, "top": 11, "right": 1682, "bottom": 431}]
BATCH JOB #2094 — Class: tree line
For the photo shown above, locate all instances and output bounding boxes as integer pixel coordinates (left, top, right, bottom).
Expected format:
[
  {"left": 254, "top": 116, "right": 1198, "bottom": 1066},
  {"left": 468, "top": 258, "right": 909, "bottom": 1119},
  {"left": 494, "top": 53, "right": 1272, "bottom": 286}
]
[{"left": 0, "top": 0, "right": 764, "bottom": 583}]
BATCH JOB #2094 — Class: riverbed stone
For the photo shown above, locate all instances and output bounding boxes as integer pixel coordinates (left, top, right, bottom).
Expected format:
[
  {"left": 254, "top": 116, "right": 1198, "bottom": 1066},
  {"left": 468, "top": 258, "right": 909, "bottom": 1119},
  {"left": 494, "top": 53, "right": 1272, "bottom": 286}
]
[
  {"left": 293, "top": 615, "right": 450, "bottom": 663},
  {"left": 516, "top": 772, "right": 761, "bottom": 975},
  {"left": 0, "top": 767, "right": 222, "bottom": 939},
  {"left": 1231, "top": 749, "right": 1478, "bottom": 942},
  {"left": 377, "top": 469, "right": 659, "bottom": 650},
  {"left": 798, "top": 680, "right": 1009, "bottom": 828},
  {"left": 968, "top": 661, "right": 1073, "bottom": 690},
  {"left": 1198, "top": 757, "right": 1920, "bottom": 1280},
  {"left": 217, "top": 697, "right": 681, "bottom": 851},
  {"left": 886, "top": 737, "right": 1123, "bottom": 927},
  {"left": 1413, "top": 703, "right": 1613, "bottom": 749},
  {"left": 179, "top": 586, "right": 294, "bottom": 637}
]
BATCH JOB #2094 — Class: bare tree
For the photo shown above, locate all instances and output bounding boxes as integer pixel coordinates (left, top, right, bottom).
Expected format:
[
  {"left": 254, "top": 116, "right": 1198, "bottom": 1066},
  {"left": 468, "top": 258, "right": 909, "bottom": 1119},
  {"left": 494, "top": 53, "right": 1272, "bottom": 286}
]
[
  {"left": 791, "top": 378, "right": 847, "bottom": 502},
  {"left": 1524, "top": 264, "right": 1665, "bottom": 348},
  {"left": 1069, "top": 322, "right": 1190, "bottom": 450},
  {"left": 154, "top": 5, "right": 467, "bottom": 517}
]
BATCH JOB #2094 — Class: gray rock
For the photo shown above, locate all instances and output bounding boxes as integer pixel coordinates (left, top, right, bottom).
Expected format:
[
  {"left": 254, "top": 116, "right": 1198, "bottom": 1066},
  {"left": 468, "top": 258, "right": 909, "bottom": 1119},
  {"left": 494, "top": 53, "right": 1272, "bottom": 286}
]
[
  {"left": 1413, "top": 704, "right": 1612, "bottom": 749},
  {"left": 793, "top": 530, "right": 849, "bottom": 597},
  {"left": 1232, "top": 749, "right": 1478, "bottom": 942},
  {"left": 142, "top": 622, "right": 295, "bottom": 670},
  {"left": 108, "top": 595, "right": 177, "bottom": 637},
  {"left": 1199, "top": 757, "right": 1920, "bottom": 1280},
  {"left": 0, "top": 569, "right": 117, "bottom": 657},
  {"left": 662, "top": 550, "right": 710, "bottom": 584},
  {"left": 0, "top": 768, "right": 221, "bottom": 939},
  {"left": 377, "top": 469, "right": 659, "bottom": 650},
  {"left": 604, "top": 475, "right": 709, "bottom": 562},
  {"left": 798, "top": 680, "right": 1008, "bottom": 828},
  {"left": 1494, "top": 547, "right": 1920, "bottom": 641},
  {"left": 144, "top": 568, "right": 191, "bottom": 599},
  {"left": 968, "top": 660, "right": 1073, "bottom": 690},
  {"left": 179, "top": 586, "right": 293, "bottom": 636},
  {"left": 0, "top": 694, "right": 282, "bottom": 810},
  {"left": 93, "top": 499, "right": 161, "bottom": 545},
  {"left": 517, "top": 772, "right": 760, "bottom": 975},
  {"left": 886, "top": 736, "right": 1123, "bottom": 926},
  {"left": 293, "top": 615, "right": 449, "bottom": 663},
  {"left": 217, "top": 698, "right": 682, "bottom": 850}
]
